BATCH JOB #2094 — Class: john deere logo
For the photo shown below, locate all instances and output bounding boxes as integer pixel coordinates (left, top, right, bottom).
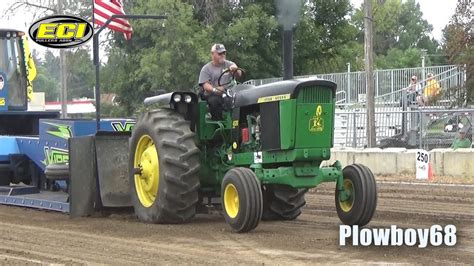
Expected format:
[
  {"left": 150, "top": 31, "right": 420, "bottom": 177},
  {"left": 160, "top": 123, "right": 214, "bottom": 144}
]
[
  {"left": 309, "top": 105, "right": 324, "bottom": 132},
  {"left": 29, "top": 15, "right": 93, "bottom": 48}
]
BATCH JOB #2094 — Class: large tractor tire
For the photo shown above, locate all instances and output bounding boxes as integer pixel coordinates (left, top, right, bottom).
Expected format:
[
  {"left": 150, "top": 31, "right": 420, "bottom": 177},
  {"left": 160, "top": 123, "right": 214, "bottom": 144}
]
[
  {"left": 335, "top": 164, "right": 377, "bottom": 226},
  {"left": 262, "top": 185, "right": 307, "bottom": 221},
  {"left": 130, "top": 109, "right": 200, "bottom": 224},
  {"left": 221, "top": 167, "right": 263, "bottom": 233}
]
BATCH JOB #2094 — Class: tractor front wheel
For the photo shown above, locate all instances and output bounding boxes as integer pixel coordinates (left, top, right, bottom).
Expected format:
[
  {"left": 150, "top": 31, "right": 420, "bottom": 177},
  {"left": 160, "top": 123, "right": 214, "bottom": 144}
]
[
  {"left": 221, "top": 168, "right": 263, "bottom": 233},
  {"left": 130, "top": 109, "right": 200, "bottom": 224},
  {"left": 335, "top": 164, "right": 377, "bottom": 226}
]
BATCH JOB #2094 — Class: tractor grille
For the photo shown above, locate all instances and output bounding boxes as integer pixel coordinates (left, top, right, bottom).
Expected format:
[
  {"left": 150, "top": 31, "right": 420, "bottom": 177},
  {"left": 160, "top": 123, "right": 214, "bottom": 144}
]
[{"left": 296, "top": 87, "right": 333, "bottom": 103}]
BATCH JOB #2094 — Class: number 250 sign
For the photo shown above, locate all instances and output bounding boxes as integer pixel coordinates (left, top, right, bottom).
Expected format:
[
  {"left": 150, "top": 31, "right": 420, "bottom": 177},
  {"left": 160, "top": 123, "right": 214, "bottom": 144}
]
[{"left": 416, "top": 149, "right": 430, "bottom": 180}]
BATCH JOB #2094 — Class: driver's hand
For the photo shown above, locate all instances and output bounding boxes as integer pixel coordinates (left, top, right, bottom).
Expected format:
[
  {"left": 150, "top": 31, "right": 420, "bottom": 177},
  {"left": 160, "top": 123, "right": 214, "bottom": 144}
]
[{"left": 229, "top": 65, "right": 238, "bottom": 72}]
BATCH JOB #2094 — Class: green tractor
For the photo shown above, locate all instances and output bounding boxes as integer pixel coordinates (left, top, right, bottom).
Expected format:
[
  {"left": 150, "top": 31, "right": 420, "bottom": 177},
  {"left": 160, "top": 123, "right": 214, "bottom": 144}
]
[{"left": 130, "top": 69, "right": 377, "bottom": 232}]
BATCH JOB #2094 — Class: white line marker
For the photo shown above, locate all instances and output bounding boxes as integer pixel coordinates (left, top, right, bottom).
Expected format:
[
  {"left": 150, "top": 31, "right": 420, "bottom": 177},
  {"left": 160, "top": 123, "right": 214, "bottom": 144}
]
[{"left": 378, "top": 181, "right": 474, "bottom": 188}]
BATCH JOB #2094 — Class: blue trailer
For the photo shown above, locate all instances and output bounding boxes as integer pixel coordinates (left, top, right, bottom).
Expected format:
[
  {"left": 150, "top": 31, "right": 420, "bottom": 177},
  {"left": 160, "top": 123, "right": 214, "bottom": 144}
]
[
  {"left": 0, "top": 28, "right": 136, "bottom": 215},
  {"left": 0, "top": 119, "right": 135, "bottom": 212}
]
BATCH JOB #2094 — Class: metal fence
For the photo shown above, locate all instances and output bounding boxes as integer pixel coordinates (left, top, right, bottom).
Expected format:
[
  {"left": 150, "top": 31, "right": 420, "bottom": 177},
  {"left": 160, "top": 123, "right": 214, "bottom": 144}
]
[
  {"left": 334, "top": 108, "right": 474, "bottom": 150},
  {"left": 371, "top": 66, "right": 466, "bottom": 107},
  {"left": 245, "top": 64, "right": 469, "bottom": 149},
  {"left": 332, "top": 65, "right": 469, "bottom": 149},
  {"left": 245, "top": 65, "right": 466, "bottom": 106}
]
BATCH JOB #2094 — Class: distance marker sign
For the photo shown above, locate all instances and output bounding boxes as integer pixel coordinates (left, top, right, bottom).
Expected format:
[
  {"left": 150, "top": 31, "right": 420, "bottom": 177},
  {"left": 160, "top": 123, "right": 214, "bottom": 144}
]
[{"left": 415, "top": 149, "right": 430, "bottom": 180}]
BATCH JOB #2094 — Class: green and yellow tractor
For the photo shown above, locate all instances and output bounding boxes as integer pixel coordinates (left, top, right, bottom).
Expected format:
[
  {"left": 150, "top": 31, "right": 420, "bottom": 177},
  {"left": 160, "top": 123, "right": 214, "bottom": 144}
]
[{"left": 130, "top": 69, "right": 377, "bottom": 232}]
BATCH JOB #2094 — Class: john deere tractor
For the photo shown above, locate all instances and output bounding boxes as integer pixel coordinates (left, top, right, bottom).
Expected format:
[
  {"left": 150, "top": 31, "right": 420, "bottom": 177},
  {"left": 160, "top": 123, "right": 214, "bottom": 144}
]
[{"left": 130, "top": 69, "right": 377, "bottom": 232}]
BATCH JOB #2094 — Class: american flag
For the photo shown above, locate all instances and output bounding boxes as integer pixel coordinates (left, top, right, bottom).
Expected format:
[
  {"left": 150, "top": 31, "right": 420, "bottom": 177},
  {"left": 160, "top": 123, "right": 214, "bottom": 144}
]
[{"left": 93, "top": 0, "right": 133, "bottom": 40}]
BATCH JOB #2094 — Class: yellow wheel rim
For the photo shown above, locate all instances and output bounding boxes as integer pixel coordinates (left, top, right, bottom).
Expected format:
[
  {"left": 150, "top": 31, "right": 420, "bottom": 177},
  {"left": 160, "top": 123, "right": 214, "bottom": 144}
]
[
  {"left": 224, "top": 183, "right": 239, "bottom": 218},
  {"left": 339, "top": 179, "right": 354, "bottom": 213},
  {"left": 134, "top": 135, "right": 159, "bottom": 208}
]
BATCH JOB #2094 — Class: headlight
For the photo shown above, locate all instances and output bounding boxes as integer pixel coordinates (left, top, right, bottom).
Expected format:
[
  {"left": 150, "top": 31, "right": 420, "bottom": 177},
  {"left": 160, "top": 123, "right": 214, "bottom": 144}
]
[
  {"left": 184, "top": 95, "right": 192, "bottom": 103},
  {"left": 6, "top": 32, "right": 11, "bottom": 38},
  {"left": 173, "top": 94, "right": 182, "bottom": 102}
]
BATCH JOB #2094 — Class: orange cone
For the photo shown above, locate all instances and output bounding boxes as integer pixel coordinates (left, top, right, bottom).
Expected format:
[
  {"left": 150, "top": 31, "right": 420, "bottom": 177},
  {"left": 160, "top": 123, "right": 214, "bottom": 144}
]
[{"left": 428, "top": 163, "right": 434, "bottom": 181}]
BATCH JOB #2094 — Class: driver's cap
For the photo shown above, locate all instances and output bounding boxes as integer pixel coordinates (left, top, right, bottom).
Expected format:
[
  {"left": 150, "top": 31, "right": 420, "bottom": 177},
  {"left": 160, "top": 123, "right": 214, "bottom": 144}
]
[{"left": 211, "top": 43, "right": 226, "bottom": 53}]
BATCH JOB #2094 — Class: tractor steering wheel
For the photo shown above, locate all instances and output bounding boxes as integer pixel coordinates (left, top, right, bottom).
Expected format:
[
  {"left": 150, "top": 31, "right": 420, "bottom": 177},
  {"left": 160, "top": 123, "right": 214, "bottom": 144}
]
[
  {"left": 217, "top": 67, "right": 245, "bottom": 88},
  {"left": 216, "top": 68, "right": 245, "bottom": 102}
]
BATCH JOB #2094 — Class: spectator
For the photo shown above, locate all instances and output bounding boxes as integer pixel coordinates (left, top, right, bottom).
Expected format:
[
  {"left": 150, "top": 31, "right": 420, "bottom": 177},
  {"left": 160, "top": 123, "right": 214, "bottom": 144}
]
[
  {"left": 421, "top": 73, "right": 441, "bottom": 105},
  {"left": 451, "top": 126, "right": 472, "bottom": 150},
  {"left": 406, "top": 75, "right": 421, "bottom": 105}
]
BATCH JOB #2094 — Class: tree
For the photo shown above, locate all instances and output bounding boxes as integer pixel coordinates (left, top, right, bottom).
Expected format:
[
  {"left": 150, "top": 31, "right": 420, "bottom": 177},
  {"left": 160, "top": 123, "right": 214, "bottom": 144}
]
[
  {"left": 32, "top": 50, "right": 60, "bottom": 101},
  {"left": 66, "top": 48, "right": 95, "bottom": 100},
  {"left": 32, "top": 48, "right": 94, "bottom": 102},
  {"left": 101, "top": 0, "right": 210, "bottom": 115},
  {"left": 4, "top": 0, "right": 93, "bottom": 20},
  {"left": 218, "top": 3, "right": 280, "bottom": 79},
  {"left": 295, "top": 0, "right": 360, "bottom": 74},
  {"left": 374, "top": 48, "right": 422, "bottom": 69},
  {"left": 442, "top": 0, "right": 473, "bottom": 103},
  {"left": 351, "top": 0, "right": 441, "bottom": 69}
]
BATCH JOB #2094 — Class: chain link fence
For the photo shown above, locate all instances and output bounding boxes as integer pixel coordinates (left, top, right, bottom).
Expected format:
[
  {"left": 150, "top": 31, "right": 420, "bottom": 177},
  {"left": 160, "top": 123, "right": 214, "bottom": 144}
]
[
  {"left": 334, "top": 108, "right": 473, "bottom": 150},
  {"left": 244, "top": 64, "right": 469, "bottom": 150},
  {"left": 245, "top": 65, "right": 466, "bottom": 106}
]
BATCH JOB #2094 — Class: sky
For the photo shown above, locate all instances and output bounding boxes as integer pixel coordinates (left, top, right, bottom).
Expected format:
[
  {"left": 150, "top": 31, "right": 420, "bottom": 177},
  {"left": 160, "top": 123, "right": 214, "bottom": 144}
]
[
  {"left": 0, "top": 0, "right": 459, "bottom": 58},
  {"left": 350, "top": 0, "right": 458, "bottom": 41}
]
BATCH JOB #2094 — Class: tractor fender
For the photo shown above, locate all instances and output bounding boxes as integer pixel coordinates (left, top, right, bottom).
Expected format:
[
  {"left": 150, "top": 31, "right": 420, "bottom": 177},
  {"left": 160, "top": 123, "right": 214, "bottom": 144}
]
[{"left": 144, "top": 92, "right": 173, "bottom": 106}]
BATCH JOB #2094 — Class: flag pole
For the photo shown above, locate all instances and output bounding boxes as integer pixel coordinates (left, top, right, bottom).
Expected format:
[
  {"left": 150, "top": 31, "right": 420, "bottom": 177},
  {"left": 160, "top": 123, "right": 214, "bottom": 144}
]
[
  {"left": 91, "top": 0, "right": 94, "bottom": 26},
  {"left": 92, "top": 0, "right": 94, "bottom": 96}
]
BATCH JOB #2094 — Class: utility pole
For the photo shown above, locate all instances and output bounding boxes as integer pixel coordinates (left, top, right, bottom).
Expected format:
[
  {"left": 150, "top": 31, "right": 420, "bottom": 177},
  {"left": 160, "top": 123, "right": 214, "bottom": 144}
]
[
  {"left": 364, "top": 0, "right": 376, "bottom": 148},
  {"left": 421, "top": 49, "right": 427, "bottom": 81},
  {"left": 58, "top": 0, "right": 68, "bottom": 118},
  {"left": 347, "top": 62, "right": 351, "bottom": 103}
]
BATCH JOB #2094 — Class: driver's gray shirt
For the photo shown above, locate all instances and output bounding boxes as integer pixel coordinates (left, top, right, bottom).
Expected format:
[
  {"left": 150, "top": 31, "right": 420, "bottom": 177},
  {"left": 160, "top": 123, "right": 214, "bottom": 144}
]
[{"left": 198, "top": 60, "right": 235, "bottom": 88}]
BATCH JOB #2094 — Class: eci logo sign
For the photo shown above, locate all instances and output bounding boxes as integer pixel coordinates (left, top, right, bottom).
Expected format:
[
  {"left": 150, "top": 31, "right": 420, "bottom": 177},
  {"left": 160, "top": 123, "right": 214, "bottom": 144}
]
[{"left": 29, "top": 15, "right": 93, "bottom": 49}]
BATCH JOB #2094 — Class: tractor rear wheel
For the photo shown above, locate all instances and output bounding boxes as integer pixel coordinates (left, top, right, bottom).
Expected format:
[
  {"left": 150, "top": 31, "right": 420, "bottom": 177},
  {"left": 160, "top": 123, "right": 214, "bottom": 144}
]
[
  {"left": 221, "top": 168, "right": 263, "bottom": 233},
  {"left": 130, "top": 109, "right": 200, "bottom": 224},
  {"left": 335, "top": 164, "right": 377, "bottom": 226},
  {"left": 262, "top": 185, "right": 307, "bottom": 221}
]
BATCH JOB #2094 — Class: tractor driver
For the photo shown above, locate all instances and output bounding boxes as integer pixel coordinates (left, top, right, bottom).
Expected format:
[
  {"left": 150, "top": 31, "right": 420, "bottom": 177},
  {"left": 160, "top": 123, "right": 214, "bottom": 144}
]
[{"left": 198, "top": 43, "right": 242, "bottom": 120}]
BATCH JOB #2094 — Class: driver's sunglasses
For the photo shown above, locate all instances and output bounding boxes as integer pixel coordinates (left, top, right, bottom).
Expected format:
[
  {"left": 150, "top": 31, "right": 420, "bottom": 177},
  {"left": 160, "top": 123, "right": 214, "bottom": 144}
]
[{"left": 218, "top": 51, "right": 226, "bottom": 56}]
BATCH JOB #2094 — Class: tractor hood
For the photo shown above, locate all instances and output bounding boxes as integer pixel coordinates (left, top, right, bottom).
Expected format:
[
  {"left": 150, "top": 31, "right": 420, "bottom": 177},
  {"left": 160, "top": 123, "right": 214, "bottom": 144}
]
[{"left": 234, "top": 78, "right": 337, "bottom": 107}]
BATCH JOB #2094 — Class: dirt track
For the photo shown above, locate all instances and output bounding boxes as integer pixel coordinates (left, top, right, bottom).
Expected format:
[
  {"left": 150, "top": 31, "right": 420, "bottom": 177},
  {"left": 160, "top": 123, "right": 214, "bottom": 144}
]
[{"left": 0, "top": 180, "right": 473, "bottom": 264}]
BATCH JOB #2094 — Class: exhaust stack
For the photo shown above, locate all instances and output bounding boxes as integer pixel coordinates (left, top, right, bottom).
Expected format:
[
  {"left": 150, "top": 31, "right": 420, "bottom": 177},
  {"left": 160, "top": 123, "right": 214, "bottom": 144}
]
[
  {"left": 276, "top": 0, "right": 302, "bottom": 80},
  {"left": 282, "top": 30, "right": 293, "bottom": 80}
]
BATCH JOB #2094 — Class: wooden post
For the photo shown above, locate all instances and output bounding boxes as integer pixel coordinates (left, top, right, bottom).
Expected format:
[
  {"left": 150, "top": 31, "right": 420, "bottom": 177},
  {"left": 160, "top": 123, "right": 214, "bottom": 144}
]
[
  {"left": 58, "top": 0, "right": 68, "bottom": 118},
  {"left": 364, "top": 0, "right": 376, "bottom": 147}
]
